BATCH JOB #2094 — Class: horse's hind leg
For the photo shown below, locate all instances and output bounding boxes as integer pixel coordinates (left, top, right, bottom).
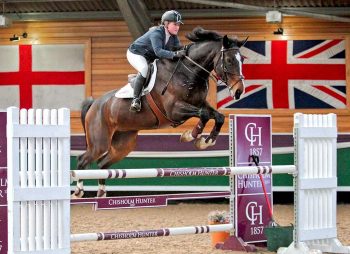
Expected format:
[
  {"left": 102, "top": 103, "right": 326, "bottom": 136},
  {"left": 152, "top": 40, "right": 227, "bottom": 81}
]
[
  {"left": 71, "top": 151, "right": 95, "bottom": 198},
  {"left": 95, "top": 130, "right": 139, "bottom": 197},
  {"left": 72, "top": 117, "right": 112, "bottom": 198}
]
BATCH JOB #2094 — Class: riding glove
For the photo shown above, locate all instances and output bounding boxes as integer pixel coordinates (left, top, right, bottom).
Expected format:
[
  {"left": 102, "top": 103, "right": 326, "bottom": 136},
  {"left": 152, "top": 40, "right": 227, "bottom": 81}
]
[{"left": 173, "top": 50, "right": 186, "bottom": 60}]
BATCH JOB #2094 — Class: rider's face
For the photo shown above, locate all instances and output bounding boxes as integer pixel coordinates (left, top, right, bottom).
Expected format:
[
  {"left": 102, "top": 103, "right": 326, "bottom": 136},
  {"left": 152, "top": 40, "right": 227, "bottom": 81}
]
[{"left": 166, "top": 22, "right": 181, "bottom": 35}]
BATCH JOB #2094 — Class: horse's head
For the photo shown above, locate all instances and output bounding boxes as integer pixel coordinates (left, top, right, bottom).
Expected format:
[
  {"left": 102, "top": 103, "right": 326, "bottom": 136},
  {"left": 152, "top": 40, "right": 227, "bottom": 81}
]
[{"left": 213, "top": 35, "right": 247, "bottom": 100}]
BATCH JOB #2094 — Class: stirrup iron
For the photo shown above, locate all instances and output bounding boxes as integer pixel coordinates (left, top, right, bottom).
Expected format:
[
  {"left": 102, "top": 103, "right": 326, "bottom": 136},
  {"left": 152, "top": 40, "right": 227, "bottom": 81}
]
[{"left": 130, "top": 98, "right": 141, "bottom": 112}]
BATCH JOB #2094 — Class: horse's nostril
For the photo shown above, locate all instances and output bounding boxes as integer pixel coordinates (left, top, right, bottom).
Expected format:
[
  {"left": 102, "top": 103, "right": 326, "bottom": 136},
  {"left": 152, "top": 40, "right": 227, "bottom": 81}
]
[{"left": 235, "top": 90, "right": 242, "bottom": 100}]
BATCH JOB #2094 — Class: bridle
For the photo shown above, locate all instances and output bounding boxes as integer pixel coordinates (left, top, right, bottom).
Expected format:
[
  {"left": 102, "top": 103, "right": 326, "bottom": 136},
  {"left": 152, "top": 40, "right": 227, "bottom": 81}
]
[
  {"left": 183, "top": 46, "right": 245, "bottom": 91},
  {"left": 215, "top": 47, "right": 245, "bottom": 91}
]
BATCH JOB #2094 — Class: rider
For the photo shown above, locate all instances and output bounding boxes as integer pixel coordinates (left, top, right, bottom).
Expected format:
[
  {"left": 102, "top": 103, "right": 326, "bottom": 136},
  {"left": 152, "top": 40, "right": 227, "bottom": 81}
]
[{"left": 127, "top": 10, "right": 186, "bottom": 112}]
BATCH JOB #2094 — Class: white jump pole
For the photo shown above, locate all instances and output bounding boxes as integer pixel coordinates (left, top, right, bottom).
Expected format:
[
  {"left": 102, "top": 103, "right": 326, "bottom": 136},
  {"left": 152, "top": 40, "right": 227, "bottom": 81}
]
[
  {"left": 70, "top": 165, "right": 296, "bottom": 181},
  {"left": 71, "top": 224, "right": 233, "bottom": 242}
]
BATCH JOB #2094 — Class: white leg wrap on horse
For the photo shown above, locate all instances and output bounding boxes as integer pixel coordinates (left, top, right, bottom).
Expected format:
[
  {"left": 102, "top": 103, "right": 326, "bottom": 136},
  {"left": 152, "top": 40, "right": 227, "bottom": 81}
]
[
  {"left": 194, "top": 137, "right": 216, "bottom": 150},
  {"left": 180, "top": 130, "right": 196, "bottom": 142},
  {"left": 71, "top": 181, "right": 84, "bottom": 199},
  {"left": 97, "top": 184, "right": 107, "bottom": 198}
]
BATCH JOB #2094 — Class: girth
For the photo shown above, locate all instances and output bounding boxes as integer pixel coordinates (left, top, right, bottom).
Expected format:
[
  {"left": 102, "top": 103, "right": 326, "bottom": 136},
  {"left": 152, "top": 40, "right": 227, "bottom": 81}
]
[{"left": 145, "top": 92, "right": 182, "bottom": 128}]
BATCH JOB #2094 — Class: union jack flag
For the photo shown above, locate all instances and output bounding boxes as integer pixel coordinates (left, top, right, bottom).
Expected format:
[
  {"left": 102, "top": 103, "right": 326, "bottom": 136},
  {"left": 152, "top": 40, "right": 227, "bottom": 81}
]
[{"left": 217, "top": 39, "right": 346, "bottom": 109}]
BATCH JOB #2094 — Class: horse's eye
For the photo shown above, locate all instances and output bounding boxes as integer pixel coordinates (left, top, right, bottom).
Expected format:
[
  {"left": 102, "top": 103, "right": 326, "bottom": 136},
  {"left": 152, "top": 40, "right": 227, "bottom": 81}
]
[{"left": 226, "top": 58, "right": 233, "bottom": 65}]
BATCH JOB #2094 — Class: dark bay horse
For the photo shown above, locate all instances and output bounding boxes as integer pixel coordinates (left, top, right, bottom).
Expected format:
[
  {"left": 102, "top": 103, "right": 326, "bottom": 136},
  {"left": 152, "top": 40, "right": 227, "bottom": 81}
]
[{"left": 73, "top": 27, "right": 246, "bottom": 197}]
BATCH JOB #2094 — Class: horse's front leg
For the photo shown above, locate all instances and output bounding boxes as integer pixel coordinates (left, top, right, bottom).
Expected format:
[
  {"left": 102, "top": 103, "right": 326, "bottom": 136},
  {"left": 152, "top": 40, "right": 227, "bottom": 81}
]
[
  {"left": 180, "top": 118, "right": 209, "bottom": 143},
  {"left": 193, "top": 103, "right": 225, "bottom": 150},
  {"left": 178, "top": 102, "right": 210, "bottom": 143},
  {"left": 195, "top": 107, "right": 225, "bottom": 150},
  {"left": 177, "top": 102, "right": 224, "bottom": 149}
]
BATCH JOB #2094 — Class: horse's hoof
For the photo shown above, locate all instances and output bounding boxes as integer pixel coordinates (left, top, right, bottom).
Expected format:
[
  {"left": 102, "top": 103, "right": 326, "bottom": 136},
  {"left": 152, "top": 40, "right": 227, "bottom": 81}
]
[
  {"left": 71, "top": 188, "right": 84, "bottom": 199},
  {"left": 194, "top": 137, "right": 216, "bottom": 150},
  {"left": 180, "top": 130, "right": 195, "bottom": 142},
  {"left": 71, "top": 191, "right": 84, "bottom": 199},
  {"left": 97, "top": 189, "right": 107, "bottom": 198}
]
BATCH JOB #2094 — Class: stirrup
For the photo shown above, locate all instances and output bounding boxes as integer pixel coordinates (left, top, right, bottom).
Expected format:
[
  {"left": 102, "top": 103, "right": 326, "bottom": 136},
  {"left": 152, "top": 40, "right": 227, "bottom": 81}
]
[{"left": 130, "top": 98, "right": 141, "bottom": 112}]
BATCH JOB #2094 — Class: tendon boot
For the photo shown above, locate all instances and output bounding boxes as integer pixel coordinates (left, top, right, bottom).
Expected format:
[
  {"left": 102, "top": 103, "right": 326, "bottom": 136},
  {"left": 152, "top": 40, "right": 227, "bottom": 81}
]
[{"left": 130, "top": 73, "right": 146, "bottom": 112}]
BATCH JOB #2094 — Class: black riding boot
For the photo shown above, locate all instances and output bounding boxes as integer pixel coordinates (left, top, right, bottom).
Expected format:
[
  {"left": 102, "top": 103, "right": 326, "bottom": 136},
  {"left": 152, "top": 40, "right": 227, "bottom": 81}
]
[{"left": 130, "top": 73, "right": 146, "bottom": 112}]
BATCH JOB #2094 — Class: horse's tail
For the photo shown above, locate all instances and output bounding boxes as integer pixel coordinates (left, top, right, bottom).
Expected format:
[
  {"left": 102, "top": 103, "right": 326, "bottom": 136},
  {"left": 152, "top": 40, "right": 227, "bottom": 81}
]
[{"left": 81, "top": 97, "right": 94, "bottom": 134}]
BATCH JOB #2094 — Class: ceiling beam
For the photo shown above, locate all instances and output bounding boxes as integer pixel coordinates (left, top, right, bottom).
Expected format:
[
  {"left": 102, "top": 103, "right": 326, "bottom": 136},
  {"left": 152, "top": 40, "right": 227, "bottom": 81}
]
[
  {"left": 132, "top": 0, "right": 153, "bottom": 29},
  {"left": 281, "top": 9, "right": 350, "bottom": 23},
  {"left": 5, "top": 9, "right": 264, "bottom": 21},
  {"left": 175, "top": 0, "right": 350, "bottom": 23},
  {"left": 6, "top": 11, "right": 124, "bottom": 21},
  {"left": 2, "top": 0, "right": 92, "bottom": 2},
  {"left": 175, "top": 0, "right": 269, "bottom": 11},
  {"left": 115, "top": 0, "right": 151, "bottom": 39},
  {"left": 4, "top": 8, "right": 350, "bottom": 22}
]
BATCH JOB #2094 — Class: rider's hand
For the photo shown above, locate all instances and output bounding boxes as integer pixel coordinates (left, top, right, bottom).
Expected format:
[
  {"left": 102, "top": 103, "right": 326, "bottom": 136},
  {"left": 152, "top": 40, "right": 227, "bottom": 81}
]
[{"left": 173, "top": 50, "right": 186, "bottom": 60}]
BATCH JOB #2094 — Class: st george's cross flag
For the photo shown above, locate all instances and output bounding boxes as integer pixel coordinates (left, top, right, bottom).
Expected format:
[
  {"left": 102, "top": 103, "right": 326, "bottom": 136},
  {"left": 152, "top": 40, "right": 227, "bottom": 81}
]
[
  {"left": 217, "top": 39, "right": 346, "bottom": 109},
  {"left": 0, "top": 44, "right": 85, "bottom": 110}
]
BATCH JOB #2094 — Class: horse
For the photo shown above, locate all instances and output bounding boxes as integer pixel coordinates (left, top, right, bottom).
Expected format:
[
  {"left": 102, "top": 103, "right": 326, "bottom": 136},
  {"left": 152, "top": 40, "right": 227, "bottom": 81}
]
[{"left": 72, "top": 27, "right": 246, "bottom": 198}]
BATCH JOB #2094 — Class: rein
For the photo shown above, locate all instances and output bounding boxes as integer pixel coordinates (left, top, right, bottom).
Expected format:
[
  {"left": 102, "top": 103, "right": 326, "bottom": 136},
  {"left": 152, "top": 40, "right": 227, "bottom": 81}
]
[
  {"left": 183, "top": 55, "right": 220, "bottom": 83},
  {"left": 161, "top": 58, "right": 182, "bottom": 95}
]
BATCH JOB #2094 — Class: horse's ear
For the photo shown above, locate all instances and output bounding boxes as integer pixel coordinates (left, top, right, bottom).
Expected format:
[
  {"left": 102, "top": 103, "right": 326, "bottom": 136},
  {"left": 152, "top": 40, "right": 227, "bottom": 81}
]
[
  {"left": 223, "top": 35, "right": 230, "bottom": 49},
  {"left": 237, "top": 37, "right": 249, "bottom": 48}
]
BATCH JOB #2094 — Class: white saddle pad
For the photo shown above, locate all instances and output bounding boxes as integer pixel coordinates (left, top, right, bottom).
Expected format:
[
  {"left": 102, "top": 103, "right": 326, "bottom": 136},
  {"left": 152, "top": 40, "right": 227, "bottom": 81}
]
[{"left": 115, "top": 60, "right": 158, "bottom": 98}]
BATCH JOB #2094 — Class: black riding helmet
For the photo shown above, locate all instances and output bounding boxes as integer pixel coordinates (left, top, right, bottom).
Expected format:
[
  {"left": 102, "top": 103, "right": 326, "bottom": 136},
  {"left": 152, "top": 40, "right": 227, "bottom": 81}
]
[{"left": 161, "top": 10, "right": 184, "bottom": 25}]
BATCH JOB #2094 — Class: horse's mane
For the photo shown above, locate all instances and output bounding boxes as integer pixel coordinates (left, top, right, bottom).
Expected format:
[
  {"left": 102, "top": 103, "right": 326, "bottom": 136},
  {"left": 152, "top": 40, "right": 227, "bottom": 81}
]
[{"left": 186, "top": 27, "right": 222, "bottom": 42}]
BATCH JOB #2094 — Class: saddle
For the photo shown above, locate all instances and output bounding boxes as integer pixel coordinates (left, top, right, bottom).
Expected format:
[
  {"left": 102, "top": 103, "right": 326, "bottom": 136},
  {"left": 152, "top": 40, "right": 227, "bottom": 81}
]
[
  {"left": 115, "top": 60, "right": 179, "bottom": 128},
  {"left": 115, "top": 61, "right": 157, "bottom": 99},
  {"left": 128, "top": 63, "right": 154, "bottom": 89}
]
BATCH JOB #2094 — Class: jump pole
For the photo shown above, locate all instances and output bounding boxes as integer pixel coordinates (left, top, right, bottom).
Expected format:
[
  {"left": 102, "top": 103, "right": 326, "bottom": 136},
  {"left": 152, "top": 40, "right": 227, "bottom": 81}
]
[
  {"left": 70, "top": 165, "right": 296, "bottom": 181},
  {"left": 71, "top": 224, "right": 233, "bottom": 242}
]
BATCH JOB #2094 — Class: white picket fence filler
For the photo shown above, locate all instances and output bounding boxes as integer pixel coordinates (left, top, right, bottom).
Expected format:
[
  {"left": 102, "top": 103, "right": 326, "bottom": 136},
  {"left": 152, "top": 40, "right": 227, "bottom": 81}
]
[
  {"left": 279, "top": 113, "right": 350, "bottom": 254},
  {"left": 7, "top": 107, "right": 71, "bottom": 254},
  {"left": 6, "top": 107, "right": 350, "bottom": 253}
]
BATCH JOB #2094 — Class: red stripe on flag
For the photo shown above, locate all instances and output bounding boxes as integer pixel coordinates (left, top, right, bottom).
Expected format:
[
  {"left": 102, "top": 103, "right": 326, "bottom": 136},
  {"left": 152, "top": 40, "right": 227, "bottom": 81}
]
[
  {"left": 313, "top": 85, "right": 346, "bottom": 104},
  {"left": 32, "top": 72, "right": 85, "bottom": 84},
  {"left": 19, "top": 45, "right": 33, "bottom": 109},
  {"left": 217, "top": 96, "right": 233, "bottom": 108},
  {"left": 297, "top": 40, "right": 342, "bottom": 59},
  {"left": 217, "top": 85, "right": 262, "bottom": 108},
  {"left": 245, "top": 85, "right": 261, "bottom": 93}
]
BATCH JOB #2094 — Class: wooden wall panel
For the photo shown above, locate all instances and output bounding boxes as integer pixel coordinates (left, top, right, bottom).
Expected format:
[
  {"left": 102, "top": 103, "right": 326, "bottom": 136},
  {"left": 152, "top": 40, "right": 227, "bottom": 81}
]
[{"left": 0, "top": 17, "right": 349, "bottom": 134}]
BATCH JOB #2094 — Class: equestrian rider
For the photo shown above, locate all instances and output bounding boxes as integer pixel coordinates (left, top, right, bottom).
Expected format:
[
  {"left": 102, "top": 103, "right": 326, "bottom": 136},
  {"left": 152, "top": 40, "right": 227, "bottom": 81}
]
[{"left": 127, "top": 10, "right": 186, "bottom": 112}]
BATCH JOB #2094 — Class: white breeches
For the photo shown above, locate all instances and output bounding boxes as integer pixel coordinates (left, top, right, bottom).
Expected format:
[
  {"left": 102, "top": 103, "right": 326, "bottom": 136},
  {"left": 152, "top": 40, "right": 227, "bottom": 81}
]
[{"left": 127, "top": 49, "right": 149, "bottom": 78}]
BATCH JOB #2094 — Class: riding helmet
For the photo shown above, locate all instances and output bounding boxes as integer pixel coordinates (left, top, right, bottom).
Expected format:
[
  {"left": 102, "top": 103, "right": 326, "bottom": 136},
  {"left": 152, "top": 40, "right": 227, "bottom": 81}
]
[{"left": 161, "top": 10, "right": 184, "bottom": 25}]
